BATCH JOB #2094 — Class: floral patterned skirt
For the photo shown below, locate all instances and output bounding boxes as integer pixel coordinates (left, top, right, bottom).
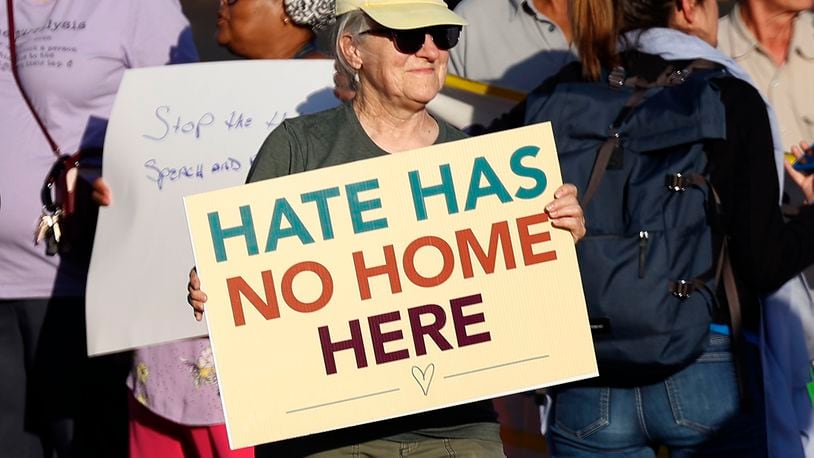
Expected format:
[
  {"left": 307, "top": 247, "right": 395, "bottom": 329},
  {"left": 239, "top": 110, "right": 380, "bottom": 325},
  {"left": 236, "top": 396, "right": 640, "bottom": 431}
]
[{"left": 127, "top": 337, "right": 225, "bottom": 425}]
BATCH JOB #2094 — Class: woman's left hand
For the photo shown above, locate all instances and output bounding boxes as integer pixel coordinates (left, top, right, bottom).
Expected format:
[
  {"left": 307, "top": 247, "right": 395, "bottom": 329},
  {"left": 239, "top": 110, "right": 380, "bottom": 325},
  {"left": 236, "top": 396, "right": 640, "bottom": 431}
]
[{"left": 545, "top": 183, "right": 585, "bottom": 243}]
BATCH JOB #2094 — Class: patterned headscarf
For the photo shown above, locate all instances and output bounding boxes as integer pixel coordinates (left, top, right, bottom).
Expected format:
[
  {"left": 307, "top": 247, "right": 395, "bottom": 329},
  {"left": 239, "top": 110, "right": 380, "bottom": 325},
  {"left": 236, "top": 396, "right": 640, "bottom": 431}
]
[{"left": 284, "top": 0, "right": 336, "bottom": 30}]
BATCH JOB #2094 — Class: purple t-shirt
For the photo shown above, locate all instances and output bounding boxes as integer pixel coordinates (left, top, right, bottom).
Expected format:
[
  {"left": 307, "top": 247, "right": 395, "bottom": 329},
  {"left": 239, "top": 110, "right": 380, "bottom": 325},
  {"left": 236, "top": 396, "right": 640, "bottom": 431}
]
[{"left": 0, "top": 0, "right": 197, "bottom": 298}]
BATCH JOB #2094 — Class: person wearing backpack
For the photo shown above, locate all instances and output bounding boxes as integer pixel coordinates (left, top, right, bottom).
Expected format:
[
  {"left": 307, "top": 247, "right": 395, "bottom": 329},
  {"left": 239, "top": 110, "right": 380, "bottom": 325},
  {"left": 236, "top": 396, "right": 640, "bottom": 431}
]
[{"left": 488, "top": 0, "right": 814, "bottom": 456}]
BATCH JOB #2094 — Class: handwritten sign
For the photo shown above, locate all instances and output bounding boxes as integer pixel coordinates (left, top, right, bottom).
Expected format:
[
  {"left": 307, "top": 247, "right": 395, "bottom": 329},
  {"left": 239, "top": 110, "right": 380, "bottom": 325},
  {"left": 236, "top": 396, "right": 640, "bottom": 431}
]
[
  {"left": 86, "top": 60, "right": 339, "bottom": 355},
  {"left": 184, "top": 123, "right": 597, "bottom": 448}
]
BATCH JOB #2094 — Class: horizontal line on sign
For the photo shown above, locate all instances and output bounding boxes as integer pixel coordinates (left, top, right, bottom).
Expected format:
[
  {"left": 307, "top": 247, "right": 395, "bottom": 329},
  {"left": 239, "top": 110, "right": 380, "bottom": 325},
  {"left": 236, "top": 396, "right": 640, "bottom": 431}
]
[
  {"left": 444, "top": 355, "right": 550, "bottom": 379},
  {"left": 286, "top": 388, "right": 401, "bottom": 414}
]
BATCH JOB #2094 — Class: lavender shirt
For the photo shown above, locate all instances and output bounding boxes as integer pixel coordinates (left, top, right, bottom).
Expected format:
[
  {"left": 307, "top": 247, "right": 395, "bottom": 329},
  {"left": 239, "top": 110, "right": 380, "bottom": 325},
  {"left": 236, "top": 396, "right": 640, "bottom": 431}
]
[{"left": 0, "top": 0, "right": 196, "bottom": 298}]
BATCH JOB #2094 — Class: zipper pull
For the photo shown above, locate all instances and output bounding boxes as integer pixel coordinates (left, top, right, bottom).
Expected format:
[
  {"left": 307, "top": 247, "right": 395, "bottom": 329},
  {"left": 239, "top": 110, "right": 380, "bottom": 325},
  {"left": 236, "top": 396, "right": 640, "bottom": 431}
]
[{"left": 638, "top": 230, "right": 649, "bottom": 278}]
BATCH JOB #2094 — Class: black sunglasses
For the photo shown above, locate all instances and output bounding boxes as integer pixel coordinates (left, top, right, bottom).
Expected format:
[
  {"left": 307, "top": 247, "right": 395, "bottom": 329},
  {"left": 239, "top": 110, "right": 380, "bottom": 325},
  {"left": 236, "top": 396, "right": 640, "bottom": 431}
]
[{"left": 361, "top": 25, "right": 461, "bottom": 54}]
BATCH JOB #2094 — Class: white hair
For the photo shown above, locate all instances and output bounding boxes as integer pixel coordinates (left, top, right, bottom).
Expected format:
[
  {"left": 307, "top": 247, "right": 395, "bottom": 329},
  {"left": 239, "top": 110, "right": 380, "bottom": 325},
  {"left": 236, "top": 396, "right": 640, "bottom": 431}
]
[{"left": 332, "top": 11, "right": 373, "bottom": 91}]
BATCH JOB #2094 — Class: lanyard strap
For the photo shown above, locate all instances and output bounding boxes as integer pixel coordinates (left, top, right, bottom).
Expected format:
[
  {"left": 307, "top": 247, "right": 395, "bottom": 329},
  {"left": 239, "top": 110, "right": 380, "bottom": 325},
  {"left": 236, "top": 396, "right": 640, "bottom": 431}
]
[{"left": 6, "top": 0, "right": 61, "bottom": 156}]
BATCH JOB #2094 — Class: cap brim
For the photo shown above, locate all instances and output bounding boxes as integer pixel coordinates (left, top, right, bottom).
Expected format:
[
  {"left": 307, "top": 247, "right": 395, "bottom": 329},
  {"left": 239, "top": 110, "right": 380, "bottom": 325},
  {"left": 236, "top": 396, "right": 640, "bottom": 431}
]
[{"left": 362, "top": 3, "right": 467, "bottom": 29}]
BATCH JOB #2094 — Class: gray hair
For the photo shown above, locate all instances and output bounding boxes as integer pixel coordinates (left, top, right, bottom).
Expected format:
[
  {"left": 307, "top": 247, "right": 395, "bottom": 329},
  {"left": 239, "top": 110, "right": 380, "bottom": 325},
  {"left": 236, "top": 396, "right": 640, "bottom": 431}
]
[
  {"left": 332, "top": 11, "right": 374, "bottom": 92},
  {"left": 284, "top": 0, "right": 336, "bottom": 30}
]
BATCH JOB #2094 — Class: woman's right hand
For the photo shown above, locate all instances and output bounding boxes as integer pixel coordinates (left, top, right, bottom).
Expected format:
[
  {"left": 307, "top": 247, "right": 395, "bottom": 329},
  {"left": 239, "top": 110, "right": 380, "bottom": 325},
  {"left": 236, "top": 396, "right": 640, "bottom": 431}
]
[
  {"left": 784, "top": 140, "right": 814, "bottom": 204},
  {"left": 187, "top": 267, "right": 208, "bottom": 321}
]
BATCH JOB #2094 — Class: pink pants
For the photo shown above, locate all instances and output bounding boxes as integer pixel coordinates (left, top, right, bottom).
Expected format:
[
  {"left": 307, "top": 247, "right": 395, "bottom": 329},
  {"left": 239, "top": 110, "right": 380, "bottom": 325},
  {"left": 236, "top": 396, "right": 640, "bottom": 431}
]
[{"left": 129, "top": 394, "right": 254, "bottom": 458}]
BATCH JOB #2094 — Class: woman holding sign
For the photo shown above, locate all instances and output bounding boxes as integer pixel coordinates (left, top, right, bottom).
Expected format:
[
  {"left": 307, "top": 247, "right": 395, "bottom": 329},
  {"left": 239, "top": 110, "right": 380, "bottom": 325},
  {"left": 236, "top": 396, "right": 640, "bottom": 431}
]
[{"left": 188, "top": 0, "right": 585, "bottom": 456}]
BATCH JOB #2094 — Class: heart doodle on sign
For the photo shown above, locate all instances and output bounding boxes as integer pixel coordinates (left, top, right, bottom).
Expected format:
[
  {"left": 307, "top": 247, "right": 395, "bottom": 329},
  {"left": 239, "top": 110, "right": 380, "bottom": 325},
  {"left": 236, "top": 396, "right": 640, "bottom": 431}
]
[{"left": 411, "top": 363, "right": 435, "bottom": 396}]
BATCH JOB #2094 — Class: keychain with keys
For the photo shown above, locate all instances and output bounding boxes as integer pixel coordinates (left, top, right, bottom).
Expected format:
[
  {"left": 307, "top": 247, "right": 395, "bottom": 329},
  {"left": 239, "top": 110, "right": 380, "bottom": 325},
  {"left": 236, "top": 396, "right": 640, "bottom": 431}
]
[{"left": 34, "top": 208, "right": 62, "bottom": 256}]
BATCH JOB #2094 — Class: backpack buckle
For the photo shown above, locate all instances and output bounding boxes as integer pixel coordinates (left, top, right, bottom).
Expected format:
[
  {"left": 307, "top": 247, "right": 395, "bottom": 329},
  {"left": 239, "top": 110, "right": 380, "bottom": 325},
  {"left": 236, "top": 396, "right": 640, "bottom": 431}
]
[
  {"left": 671, "top": 280, "right": 693, "bottom": 299},
  {"left": 665, "top": 173, "right": 689, "bottom": 192},
  {"left": 668, "top": 69, "right": 691, "bottom": 85},
  {"left": 608, "top": 66, "right": 626, "bottom": 88}
]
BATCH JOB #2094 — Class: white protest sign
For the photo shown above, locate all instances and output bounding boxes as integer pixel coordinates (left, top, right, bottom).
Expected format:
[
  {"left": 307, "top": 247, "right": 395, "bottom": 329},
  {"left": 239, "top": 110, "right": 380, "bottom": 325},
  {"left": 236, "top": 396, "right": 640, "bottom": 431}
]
[{"left": 87, "top": 60, "right": 339, "bottom": 355}]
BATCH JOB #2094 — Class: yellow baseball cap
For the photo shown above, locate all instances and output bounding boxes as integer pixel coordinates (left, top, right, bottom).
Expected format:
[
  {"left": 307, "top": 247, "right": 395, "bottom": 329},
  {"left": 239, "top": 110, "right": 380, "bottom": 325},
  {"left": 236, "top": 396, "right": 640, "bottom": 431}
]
[{"left": 336, "top": 0, "right": 467, "bottom": 30}]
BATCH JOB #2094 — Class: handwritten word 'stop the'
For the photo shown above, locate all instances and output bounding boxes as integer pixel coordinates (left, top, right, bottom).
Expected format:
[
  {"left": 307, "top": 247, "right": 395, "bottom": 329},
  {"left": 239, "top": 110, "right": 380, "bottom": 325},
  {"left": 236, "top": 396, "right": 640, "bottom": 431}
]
[{"left": 142, "top": 106, "right": 289, "bottom": 141}]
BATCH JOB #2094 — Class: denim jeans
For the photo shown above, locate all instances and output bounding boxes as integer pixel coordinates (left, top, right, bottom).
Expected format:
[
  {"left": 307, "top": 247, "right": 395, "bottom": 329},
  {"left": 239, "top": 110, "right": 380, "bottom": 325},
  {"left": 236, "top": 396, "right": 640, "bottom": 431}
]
[{"left": 548, "top": 334, "right": 766, "bottom": 457}]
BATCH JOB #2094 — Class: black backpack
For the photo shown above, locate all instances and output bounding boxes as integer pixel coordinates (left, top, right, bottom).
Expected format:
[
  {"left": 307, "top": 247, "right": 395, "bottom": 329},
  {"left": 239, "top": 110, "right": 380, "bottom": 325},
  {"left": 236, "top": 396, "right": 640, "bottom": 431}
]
[{"left": 525, "top": 60, "right": 742, "bottom": 385}]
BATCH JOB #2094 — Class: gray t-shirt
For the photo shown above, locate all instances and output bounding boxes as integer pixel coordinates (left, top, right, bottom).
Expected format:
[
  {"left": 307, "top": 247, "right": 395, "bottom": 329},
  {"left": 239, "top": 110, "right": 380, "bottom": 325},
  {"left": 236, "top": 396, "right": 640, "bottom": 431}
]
[{"left": 247, "top": 102, "right": 467, "bottom": 182}]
